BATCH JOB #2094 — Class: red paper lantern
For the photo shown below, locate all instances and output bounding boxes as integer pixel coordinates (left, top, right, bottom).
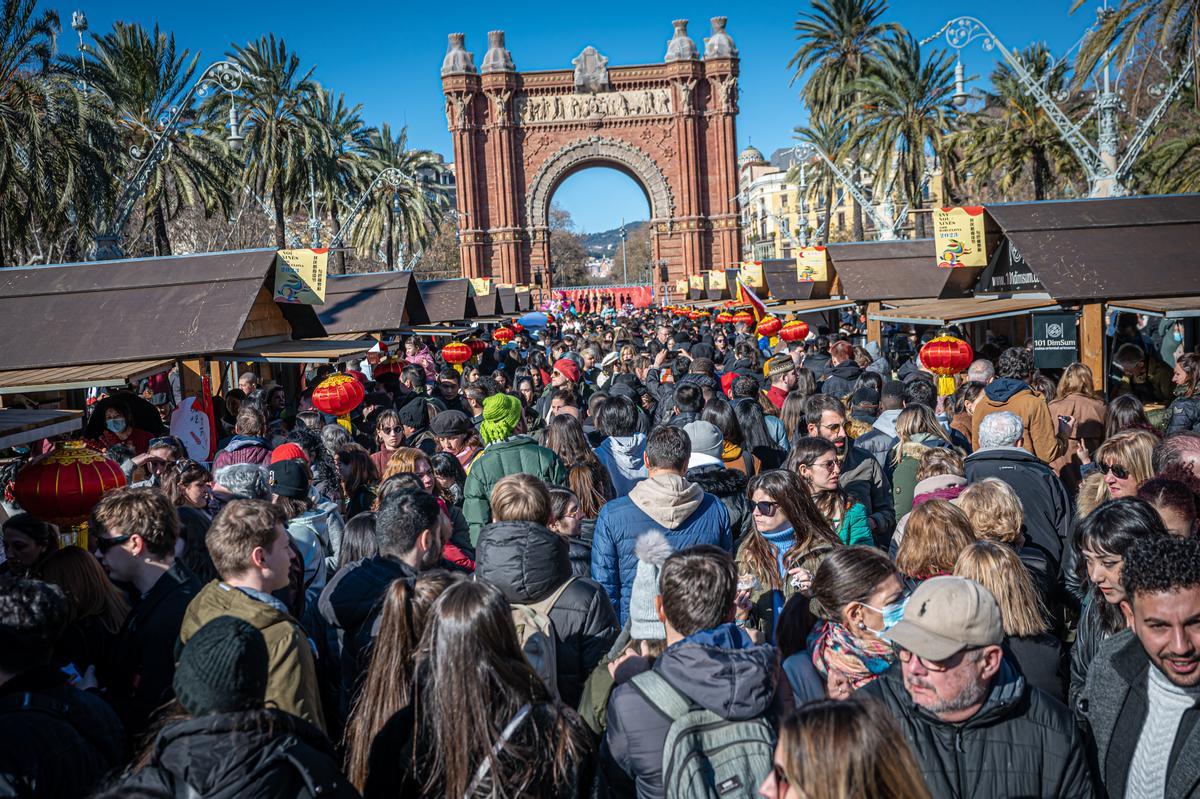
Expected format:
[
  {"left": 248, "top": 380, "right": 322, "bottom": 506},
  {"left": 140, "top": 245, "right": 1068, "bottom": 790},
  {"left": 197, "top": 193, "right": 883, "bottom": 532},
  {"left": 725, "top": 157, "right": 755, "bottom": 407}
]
[
  {"left": 919, "top": 335, "right": 975, "bottom": 395},
  {"left": 733, "top": 310, "right": 755, "bottom": 327},
  {"left": 372, "top": 359, "right": 403, "bottom": 378},
  {"left": 780, "top": 320, "right": 810, "bottom": 343},
  {"left": 687, "top": 310, "right": 702, "bottom": 320},
  {"left": 493, "top": 327, "right": 515, "bottom": 345},
  {"left": 756, "top": 316, "right": 782, "bottom": 337},
  {"left": 311, "top": 373, "right": 365, "bottom": 418},
  {"left": 716, "top": 312, "right": 734, "bottom": 325},
  {"left": 467, "top": 338, "right": 487, "bottom": 356},
  {"left": 441, "top": 341, "right": 472, "bottom": 366},
  {"left": 14, "top": 441, "right": 126, "bottom": 547}
]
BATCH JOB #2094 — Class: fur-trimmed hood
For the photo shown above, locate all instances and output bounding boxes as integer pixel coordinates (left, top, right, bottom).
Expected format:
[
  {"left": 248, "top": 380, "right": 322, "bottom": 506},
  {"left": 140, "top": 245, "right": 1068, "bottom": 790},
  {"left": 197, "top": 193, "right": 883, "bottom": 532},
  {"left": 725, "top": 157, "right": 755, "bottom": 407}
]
[{"left": 685, "top": 463, "right": 748, "bottom": 499}]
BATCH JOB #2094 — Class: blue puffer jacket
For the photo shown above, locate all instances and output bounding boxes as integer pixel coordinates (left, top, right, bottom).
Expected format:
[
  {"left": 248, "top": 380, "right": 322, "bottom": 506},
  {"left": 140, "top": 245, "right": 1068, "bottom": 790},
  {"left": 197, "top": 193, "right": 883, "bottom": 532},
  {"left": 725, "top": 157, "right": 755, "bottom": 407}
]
[{"left": 591, "top": 474, "right": 731, "bottom": 624}]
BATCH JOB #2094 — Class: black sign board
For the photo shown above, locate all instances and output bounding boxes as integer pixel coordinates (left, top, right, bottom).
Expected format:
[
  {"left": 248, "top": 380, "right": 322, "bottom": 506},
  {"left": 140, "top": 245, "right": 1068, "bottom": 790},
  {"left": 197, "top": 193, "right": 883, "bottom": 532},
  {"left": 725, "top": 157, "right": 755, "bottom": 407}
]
[
  {"left": 976, "top": 239, "right": 1044, "bottom": 294},
  {"left": 1031, "top": 311, "right": 1078, "bottom": 369}
]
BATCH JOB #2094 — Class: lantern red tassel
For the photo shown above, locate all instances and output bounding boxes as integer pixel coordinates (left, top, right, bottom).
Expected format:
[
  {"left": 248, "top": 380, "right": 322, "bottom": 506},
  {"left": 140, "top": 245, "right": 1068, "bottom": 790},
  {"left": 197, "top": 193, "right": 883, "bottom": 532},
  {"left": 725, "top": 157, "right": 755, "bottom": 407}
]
[
  {"left": 919, "top": 335, "right": 975, "bottom": 396},
  {"left": 14, "top": 441, "right": 126, "bottom": 548}
]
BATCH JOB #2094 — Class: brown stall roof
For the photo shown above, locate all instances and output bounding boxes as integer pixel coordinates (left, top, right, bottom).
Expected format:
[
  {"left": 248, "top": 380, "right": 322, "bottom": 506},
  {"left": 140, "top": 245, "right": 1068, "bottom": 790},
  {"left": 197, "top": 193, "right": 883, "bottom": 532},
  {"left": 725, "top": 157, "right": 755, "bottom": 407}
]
[
  {"left": 828, "top": 239, "right": 981, "bottom": 301},
  {"left": 0, "top": 409, "right": 84, "bottom": 449},
  {"left": 868, "top": 297, "right": 1058, "bottom": 326},
  {"left": 763, "top": 260, "right": 829, "bottom": 302},
  {"left": 418, "top": 279, "right": 475, "bottom": 322},
  {"left": 0, "top": 359, "right": 175, "bottom": 395},
  {"left": 516, "top": 288, "right": 532, "bottom": 311},
  {"left": 0, "top": 248, "right": 325, "bottom": 371},
  {"left": 317, "top": 271, "right": 430, "bottom": 334},
  {"left": 1108, "top": 296, "right": 1200, "bottom": 318},
  {"left": 986, "top": 195, "right": 1200, "bottom": 302},
  {"left": 215, "top": 339, "right": 377, "bottom": 364},
  {"left": 497, "top": 285, "right": 517, "bottom": 314},
  {"left": 768, "top": 298, "right": 856, "bottom": 315}
]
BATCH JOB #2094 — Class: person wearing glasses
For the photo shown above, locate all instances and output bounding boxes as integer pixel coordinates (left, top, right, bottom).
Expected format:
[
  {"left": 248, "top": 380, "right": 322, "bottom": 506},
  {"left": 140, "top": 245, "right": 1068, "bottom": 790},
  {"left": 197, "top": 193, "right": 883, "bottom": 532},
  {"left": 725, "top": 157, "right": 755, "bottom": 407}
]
[
  {"left": 861, "top": 576, "right": 1093, "bottom": 799},
  {"left": 1078, "top": 429, "right": 1157, "bottom": 501},
  {"left": 91, "top": 487, "right": 201, "bottom": 742}
]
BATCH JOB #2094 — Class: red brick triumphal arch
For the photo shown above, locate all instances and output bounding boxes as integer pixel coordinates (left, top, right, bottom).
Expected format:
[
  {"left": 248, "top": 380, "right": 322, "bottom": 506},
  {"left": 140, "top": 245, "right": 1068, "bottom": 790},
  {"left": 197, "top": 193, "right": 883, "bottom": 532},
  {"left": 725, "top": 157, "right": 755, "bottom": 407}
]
[{"left": 440, "top": 18, "right": 743, "bottom": 288}]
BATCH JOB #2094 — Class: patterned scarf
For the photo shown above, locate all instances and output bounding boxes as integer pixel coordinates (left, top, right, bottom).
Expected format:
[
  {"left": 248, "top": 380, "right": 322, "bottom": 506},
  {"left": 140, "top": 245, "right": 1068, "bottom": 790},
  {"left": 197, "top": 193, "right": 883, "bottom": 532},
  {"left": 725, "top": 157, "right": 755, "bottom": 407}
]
[{"left": 808, "top": 621, "right": 896, "bottom": 690}]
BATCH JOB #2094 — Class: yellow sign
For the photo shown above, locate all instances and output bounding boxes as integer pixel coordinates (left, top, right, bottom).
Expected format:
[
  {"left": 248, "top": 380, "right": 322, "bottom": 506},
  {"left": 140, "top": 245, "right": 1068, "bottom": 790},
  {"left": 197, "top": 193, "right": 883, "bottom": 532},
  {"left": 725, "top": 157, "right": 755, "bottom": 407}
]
[
  {"left": 675, "top": 278, "right": 690, "bottom": 296},
  {"left": 933, "top": 206, "right": 988, "bottom": 268},
  {"left": 469, "top": 277, "right": 493, "bottom": 296},
  {"left": 739, "top": 261, "right": 765, "bottom": 288},
  {"left": 274, "top": 248, "right": 327, "bottom": 305},
  {"left": 688, "top": 275, "right": 706, "bottom": 291},
  {"left": 796, "top": 246, "right": 829, "bottom": 282},
  {"left": 709, "top": 269, "right": 727, "bottom": 290}
]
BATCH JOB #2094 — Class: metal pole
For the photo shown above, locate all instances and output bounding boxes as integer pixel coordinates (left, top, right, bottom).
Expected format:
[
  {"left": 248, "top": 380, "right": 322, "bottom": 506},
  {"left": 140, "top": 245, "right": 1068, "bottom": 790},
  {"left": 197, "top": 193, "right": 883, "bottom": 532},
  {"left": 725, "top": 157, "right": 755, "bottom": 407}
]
[{"left": 620, "top": 218, "right": 628, "bottom": 285}]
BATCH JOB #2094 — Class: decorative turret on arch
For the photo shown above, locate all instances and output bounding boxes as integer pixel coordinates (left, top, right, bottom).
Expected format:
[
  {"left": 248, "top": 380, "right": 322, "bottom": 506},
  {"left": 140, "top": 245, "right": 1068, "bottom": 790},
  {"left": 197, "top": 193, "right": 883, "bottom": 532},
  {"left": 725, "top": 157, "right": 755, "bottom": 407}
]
[{"left": 441, "top": 18, "right": 741, "bottom": 289}]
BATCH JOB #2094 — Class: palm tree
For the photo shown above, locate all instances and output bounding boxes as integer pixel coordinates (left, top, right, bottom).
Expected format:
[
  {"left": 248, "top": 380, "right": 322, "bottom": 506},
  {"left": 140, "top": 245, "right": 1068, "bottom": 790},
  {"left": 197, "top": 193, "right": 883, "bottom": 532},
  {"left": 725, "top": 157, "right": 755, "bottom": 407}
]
[
  {"left": 71, "top": 22, "right": 235, "bottom": 255},
  {"left": 1073, "top": 0, "right": 1200, "bottom": 98},
  {"left": 791, "top": 113, "right": 849, "bottom": 243},
  {"left": 954, "top": 44, "right": 1085, "bottom": 201},
  {"left": 0, "top": 0, "right": 114, "bottom": 264},
  {"left": 852, "top": 32, "right": 958, "bottom": 238},
  {"left": 228, "top": 35, "right": 315, "bottom": 248},
  {"left": 348, "top": 124, "right": 448, "bottom": 271},
  {"left": 302, "top": 85, "right": 371, "bottom": 273},
  {"left": 790, "top": 0, "right": 898, "bottom": 239}
]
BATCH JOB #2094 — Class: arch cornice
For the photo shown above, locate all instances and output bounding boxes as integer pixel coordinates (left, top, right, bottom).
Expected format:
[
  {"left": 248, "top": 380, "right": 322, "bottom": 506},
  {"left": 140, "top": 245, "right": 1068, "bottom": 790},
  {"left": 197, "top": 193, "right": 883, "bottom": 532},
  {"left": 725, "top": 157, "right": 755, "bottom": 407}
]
[{"left": 525, "top": 136, "right": 675, "bottom": 228}]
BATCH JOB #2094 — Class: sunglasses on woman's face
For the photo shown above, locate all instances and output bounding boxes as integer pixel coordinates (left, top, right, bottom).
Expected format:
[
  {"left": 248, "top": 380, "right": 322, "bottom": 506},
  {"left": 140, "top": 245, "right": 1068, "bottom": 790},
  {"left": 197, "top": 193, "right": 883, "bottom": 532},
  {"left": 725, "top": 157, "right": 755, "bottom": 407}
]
[
  {"left": 1098, "top": 462, "right": 1131, "bottom": 480},
  {"left": 752, "top": 500, "right": 780, "bottom": 516}
]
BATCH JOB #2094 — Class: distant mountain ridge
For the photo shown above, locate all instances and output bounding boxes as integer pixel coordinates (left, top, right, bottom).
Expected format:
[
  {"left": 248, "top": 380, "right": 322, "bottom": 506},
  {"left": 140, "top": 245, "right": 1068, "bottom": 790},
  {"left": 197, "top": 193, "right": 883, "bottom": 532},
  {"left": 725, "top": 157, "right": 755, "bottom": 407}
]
[{"left": 580, "top": 220, "right": 648, "bottom": 255}]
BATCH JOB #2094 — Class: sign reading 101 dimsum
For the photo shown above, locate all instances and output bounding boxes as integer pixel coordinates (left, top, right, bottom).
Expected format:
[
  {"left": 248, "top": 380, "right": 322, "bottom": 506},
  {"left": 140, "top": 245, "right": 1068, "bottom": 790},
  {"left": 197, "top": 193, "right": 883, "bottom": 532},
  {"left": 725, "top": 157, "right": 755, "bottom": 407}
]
[{"left": 1032, "top": 312, "right": 1079, "bottom": 369}]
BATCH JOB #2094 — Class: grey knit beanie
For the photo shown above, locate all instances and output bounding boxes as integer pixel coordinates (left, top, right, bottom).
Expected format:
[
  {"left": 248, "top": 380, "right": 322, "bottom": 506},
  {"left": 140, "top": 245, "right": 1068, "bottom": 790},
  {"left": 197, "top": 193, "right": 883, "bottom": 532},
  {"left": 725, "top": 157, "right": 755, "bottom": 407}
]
[{"left": 629, "top": 531, "right": 673, "bottom": 640}]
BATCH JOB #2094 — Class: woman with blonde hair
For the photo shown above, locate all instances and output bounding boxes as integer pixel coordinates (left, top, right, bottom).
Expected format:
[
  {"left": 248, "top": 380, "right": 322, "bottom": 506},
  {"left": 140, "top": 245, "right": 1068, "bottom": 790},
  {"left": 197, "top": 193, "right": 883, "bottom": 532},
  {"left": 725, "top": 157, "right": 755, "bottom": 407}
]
[
  {"left": 885, "top": 404, "right": 955, "bottom": 517},
  {"left": 779, "top": 390, "right": 809, "bottom": 444},
  {"left": 954, "top": 541, "right": 1064, "bottom": 702},
  {"left": 380, "top": 446, "right": 434, "bottom": 489},
  {"left": 955, "top": 478, "right": 1054, "bottom": 606},
  {"left": 894, "top": 500, "right": 974, "bottom": 585},
  {"left": 759, "top": 697, "right": 930, "bottom": 799},
  {"left": 1078, "top": 429, "right": 1156, "bottom": 500},
  {"left": 1049, "top": 363, "right": 1106, "bottom": 491}
]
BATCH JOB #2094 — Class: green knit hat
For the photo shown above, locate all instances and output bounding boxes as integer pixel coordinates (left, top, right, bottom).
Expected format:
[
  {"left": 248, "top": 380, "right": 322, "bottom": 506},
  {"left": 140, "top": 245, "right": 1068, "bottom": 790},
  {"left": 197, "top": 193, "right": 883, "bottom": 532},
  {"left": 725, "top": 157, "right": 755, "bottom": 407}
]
[
  {"left": 480, "top": 393, "right": 522, "bottom": 444},
  {"left": 173, "top": 616, "right": 268, "bottom": 717}
]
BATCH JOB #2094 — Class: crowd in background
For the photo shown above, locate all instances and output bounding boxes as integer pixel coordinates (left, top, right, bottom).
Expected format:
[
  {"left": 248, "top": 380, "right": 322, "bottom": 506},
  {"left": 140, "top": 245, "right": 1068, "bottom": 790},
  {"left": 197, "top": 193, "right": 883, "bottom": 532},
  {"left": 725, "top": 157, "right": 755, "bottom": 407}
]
[{"left": 3, "top": 304, "right": 1200, "bottom": 798}]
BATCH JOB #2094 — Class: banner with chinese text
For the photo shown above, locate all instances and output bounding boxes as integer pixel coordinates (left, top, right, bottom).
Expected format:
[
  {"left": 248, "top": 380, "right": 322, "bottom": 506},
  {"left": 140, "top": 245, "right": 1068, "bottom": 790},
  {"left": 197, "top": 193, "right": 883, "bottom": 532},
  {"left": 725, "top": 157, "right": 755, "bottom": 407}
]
[
  {"left": 274, "top": 248, "right": 327, "bottom": 304},
  {"left": 933, "top": 206, "right": 988, "bottom": 268},
  {"left": 796, "top": 246, "right": 829, "bottom": 282}
]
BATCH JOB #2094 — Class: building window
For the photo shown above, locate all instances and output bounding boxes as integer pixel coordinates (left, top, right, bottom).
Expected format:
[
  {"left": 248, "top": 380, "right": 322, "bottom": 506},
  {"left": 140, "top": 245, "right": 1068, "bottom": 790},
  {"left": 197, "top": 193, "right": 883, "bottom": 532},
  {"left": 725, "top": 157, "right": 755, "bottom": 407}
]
[
  {"left": 837, "top": 212, "right": 845, "bottom": 229},
  {"left": 781, "top": 246, "right": 792, "bottom": 259}
]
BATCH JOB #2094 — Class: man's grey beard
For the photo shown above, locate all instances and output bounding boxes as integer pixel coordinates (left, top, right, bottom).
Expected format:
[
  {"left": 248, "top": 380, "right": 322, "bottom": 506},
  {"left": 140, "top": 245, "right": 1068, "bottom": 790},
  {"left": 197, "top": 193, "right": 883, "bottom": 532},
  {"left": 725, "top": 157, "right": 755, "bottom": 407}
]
[{"left": 907, "top": 674, "right": 989, "bottom": 715}]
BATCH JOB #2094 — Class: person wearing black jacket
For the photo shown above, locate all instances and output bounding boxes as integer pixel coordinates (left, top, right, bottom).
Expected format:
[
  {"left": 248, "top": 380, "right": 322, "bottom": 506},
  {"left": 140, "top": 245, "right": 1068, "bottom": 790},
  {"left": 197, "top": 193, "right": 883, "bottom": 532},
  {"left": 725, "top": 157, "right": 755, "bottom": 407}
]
[
  {"left": 820, "top": 340, "right": 864, "bottom": 400},
  {"left": 319, "top": 489, "right": 446, "bottom": 707},
  {"left": 474, "top": 474, "right": 619, "bottom": 708},
  {"left": 0, "top": 579, "right": 125, "bottom": 799},
  {"left": 860, "top": 576, "right": 1092, "bottom": 799},
  {"left": 91, "top": 487, "right": 201, "bottom": 742},
  {"left": 112, "top": 616, "right": 357, "bottom": 799}
]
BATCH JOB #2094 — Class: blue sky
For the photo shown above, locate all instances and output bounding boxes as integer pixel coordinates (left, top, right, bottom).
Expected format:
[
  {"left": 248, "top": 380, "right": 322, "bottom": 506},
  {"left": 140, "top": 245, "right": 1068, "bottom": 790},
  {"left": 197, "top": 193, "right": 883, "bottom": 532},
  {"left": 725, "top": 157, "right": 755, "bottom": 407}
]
[{"left": 60, "top": 1, "right": 1089, "bottom": 232}]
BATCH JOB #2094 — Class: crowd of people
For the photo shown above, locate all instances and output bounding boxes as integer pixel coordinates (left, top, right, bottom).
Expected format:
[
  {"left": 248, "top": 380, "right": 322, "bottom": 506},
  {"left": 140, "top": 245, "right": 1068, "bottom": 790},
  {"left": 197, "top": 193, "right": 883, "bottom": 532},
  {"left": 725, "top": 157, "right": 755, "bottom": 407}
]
[{"left": 3, "top": 306, "right": 1200, "bottom": 798}]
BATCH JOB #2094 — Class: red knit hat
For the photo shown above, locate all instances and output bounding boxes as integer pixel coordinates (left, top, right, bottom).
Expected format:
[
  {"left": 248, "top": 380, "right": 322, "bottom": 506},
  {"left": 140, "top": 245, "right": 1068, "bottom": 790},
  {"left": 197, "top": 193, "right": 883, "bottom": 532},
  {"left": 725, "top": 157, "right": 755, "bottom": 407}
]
[
  {"left": 553, "top": 358, "right": 581, "bottom": 384},
  {"left": 270, "top": 443, "right": 310, "bottom": 464}
]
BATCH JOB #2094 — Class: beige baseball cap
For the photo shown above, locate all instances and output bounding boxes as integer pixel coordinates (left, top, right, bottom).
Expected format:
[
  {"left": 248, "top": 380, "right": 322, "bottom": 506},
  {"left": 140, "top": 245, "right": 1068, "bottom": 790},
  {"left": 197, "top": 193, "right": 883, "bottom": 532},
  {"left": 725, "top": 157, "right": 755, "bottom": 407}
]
[{"left": 885, "top": 576, "right": 1003, "bottom": 662}]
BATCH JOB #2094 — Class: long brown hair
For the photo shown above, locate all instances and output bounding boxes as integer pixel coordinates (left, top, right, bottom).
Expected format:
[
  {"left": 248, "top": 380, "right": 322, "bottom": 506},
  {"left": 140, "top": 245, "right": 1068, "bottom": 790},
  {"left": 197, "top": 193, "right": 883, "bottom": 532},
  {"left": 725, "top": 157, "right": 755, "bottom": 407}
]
[
  {"left": 1178, "top": 352, "right": 1200, "bottom": 399},
  {"left": 954, "top": 541, "right": 1048, "bottom": 638},
  {"left": 895, "top": 500, "right": 974, "bottom": 580},
  {"left": 543, "top": 414, "right": 612, "bottom": 518},
  {"left": 413, "top": 580, "right": 591, "bottom": 798},
  {"left": 779, "top": 391, "right": 808, "bottom": 443},
  {"left": 776, "top": 698, "right": 931, "bottom": 799},
  {"left": 1056, "top": 363, "right": 1097, "bottom": 400},
  {"left": 39, "top": 545, "right": 129, "bottom": 633},
  {"left": 336, "top": 443, "right": 379, "bottom": 499},
  {"left": 160, "top": 459, "right": 213, "bottom": 507},
  {"left": 789, "top": 436, "right": 856, "bottom": 526},
  {"left": 343, "top": 571, "right": 459, "bottom": 791},
  {"left": 739, "top": 470, "right": 842, "bottom": 590}
]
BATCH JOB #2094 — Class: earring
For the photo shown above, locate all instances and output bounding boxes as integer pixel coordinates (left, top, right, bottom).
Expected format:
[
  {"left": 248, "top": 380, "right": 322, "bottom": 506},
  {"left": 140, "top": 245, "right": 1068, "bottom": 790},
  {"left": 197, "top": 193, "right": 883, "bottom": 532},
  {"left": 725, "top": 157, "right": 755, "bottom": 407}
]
[{"left": 858, "top": 622, "right": 867, "bottom": 630}]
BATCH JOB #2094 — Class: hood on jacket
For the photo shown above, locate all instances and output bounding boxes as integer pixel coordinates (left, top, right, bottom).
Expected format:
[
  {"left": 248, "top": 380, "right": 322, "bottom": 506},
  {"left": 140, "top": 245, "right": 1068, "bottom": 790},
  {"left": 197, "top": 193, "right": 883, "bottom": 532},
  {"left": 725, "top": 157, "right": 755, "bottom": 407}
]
[
  {"left": 148, "top": 709, "right": 338, "bottom": 796},
  {"left": 871, "top": 409, "right": 902, "bottom": 438},
  {"left": 629, "top": 474, "right": 704, "bottom": 529},
  {"left": 183, "top": 582, "right": 292, "bottom": 641},
  {"left": 320, "top": 555, "right": 414, "bottom": 633},
  {"left": 965, "top": 445, "right": 1042, "bottom": 467},
  {"left": 475, "top": 520, "right": 571, "bottom": 604},
  {"left": 912, "top": 473, "right": 967, "bottom": 498},
  {"left": 685, "top": 463, "right": 748, "bottom": 499},
  {"left": 828, "top": 361, "right": 862, "bottom": 381},
  {"left": 984, "top": 377, "right": 1033, "bottom": 404},
  {"left": 805, "top": 352, "right": 832, "bottom": 370},
  {"left": 224, "top": 435, "right": 270, "bottom": 452},
  {"left": 657, "top": 623, "right": 777, "bottom": 719},
  {"left": 599, "top": 433, "right": 648, "bottom": 476}
]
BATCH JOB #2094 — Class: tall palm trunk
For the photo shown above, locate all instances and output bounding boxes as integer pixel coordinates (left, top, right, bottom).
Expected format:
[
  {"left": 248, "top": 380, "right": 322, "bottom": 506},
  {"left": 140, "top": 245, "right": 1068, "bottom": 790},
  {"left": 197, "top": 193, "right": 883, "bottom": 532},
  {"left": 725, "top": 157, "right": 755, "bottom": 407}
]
[
  {"left": 1032, "top": 148, "right": 1050, "bottom": 202},
  {"left": 910, "top": 168, "right": 926, "bottom": 239},
  {"left": 822, "top": 183, "right": 834, "bottom": 244},
  {"left": 384, "top": 204, "right": 395, "bottom": 269},
  {"left": 852, "top": 163, "right": 865, "bottom": 240},
  {"left": 330, "top": 205, "right": 346, "bottom": 274},
  {"left": 272, "top": 183, "right": 286, "bottom": 248},
  {"left": 152, "top": 200, "right": 171, "bottom": 256}
]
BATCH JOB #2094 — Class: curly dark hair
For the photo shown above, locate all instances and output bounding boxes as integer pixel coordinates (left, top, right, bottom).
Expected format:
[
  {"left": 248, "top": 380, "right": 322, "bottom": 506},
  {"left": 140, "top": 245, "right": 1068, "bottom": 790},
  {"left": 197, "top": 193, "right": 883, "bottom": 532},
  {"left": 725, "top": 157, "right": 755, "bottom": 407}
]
[
  {"left": 1123, "top": 535, "right": 1200, "bottom": 600},
  {"left": 997, "top": 346, "right": 1034, "bottom": 381}
]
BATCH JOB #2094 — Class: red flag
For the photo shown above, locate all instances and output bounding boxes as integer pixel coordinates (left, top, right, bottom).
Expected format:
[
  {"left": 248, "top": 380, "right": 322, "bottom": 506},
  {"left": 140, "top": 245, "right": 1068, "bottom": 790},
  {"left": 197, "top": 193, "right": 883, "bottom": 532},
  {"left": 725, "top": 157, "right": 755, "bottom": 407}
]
[
  {"left": 198, "top": 375, "right": 218, "bottom": 461},
  {"left": 736, "top": 277, "right": 768, "bottom": 321}
]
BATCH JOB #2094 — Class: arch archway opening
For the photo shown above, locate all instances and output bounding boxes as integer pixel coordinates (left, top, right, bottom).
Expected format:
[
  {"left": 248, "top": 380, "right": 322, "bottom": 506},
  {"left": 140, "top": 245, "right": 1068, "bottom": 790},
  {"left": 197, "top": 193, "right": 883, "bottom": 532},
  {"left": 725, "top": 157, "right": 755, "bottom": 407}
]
[{"left": 545, "top": 165, "right": 652, "bottom": 288}]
